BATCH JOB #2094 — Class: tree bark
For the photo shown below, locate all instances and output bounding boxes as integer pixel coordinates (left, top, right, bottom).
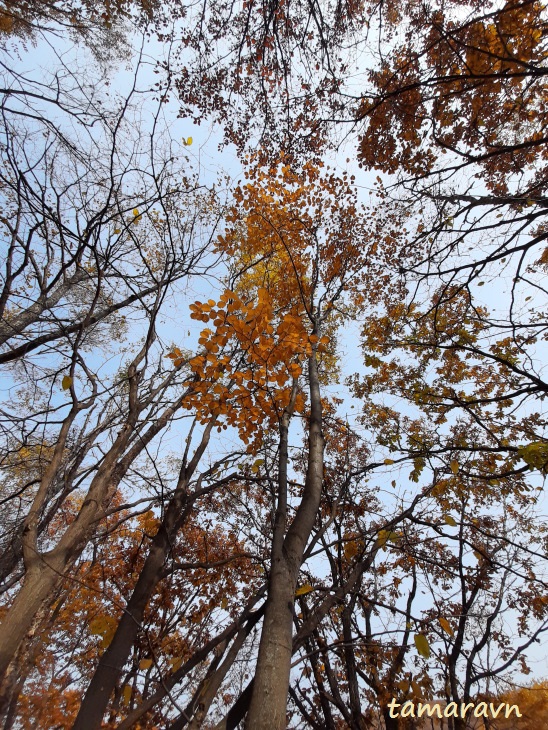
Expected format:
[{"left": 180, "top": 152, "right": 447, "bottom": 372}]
[
  {"left": 72, "top": 421, "right": 215, "bottom": 730},
  {"left": 246, "top": 347, "right": 324, "bottom": 729}
]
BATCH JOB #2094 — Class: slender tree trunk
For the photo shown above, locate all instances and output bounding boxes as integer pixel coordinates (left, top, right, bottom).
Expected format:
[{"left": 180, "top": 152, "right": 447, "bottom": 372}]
[
  {"left": 342, "top": 601, "right": 367, "bottom": 729},
  {"left": 73, "top": 422, "right": 214, "bottom": 730},
  {"left": 246, "top": 347, "right": 324, "bottom": 729}
]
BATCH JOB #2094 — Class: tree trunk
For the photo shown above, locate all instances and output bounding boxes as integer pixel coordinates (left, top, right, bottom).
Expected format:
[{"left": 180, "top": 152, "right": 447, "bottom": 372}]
[
  {"left": 246, "top": 347, "right": 324, "bottom": 728},
  {"left": 382, "top": 708, "right": 400, "bottom": 730},
  {"left": 73, "top": 422, "right": 214, "bottom": 730},
  {"left": 0, "top": 561, "right": 62, "bottom": 712},
  {"left": 245, "top": 554, "right": 297, "bottom": 729}
]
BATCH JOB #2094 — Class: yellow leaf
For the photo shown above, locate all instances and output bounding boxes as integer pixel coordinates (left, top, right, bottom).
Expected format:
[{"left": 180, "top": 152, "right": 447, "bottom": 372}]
[
  {"left": 384, "top": 458, "right": 395, "bottom": 465},
  {"left": 443, "top": 514, "right": 457, "bottom": 527},
  {"left": 133, "top": 208, "right": 139, "bottom": 216},
  {"left": 376, "top": 529, "right": 399, "bottom": 549},
  {"left": 344, "top": 540, "right": 359, "bottom": 561},
  {"left": 518, "top": 442, "right": 548, "bottom": 474},
  {"left": 62, "top": 375, "right": 73, "bottom": 390},
  {"left": 122, "top": 684, "right": 132, "bottom": 707},
  {"left": 89, "top": 615, "right": 118, "bottom": 648},
  {"left": 439, "top": 617, "right": 454, "bottom": 637},
  {"left": 414, "top": 633, "right": 430, "bottom": 659},
  {"left": 139, "top": 658, "right": 153, "bottom": 670},
  {"left": 169, "top": 657, "right": 183, "bottom": 672},
  {"left": 114, "top": 228, "right": 121, "bottom": 234},
  {"left": 450, "top": 460, "right": 459, "bottom": 474},
  {"left": 295, "top": 584, "right": 314, "bottom": 596},
  {"left": 182, "top": 136, "right": 193, "bottom": 146}
]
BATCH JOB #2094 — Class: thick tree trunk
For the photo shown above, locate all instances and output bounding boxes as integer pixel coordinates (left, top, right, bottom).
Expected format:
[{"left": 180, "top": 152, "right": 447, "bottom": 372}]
[
  {"left": 382, "top": 708, "right": 400, "bottom": 730},
  {"left": 0, "top": 561, "right": 63, "bottom": 713},
  {"left": 245, "top": 555, "right": 297, "bottom": 729}
]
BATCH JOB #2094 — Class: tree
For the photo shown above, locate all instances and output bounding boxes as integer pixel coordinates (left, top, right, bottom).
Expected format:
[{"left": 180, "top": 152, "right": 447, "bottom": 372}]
[
  {"left": 0, "top": 41, "right": 224, "bottom": 716},
  {"left": 6, "top": 499, "right": 256, "bottom": 730}
]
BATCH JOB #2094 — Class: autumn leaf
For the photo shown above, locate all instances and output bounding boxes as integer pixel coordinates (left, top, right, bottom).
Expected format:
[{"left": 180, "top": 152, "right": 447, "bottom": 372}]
[
  {"left": 439, "top": 617, "right": 454, "bottom": 637},
  {"left": 518, "top": 442, "right": 548, "bottom": 474},
  {"left": 89, "top": 615, "right": 118, "bottom": 649},
  {"left": 169, "top": 657, "right": 183, "bottom": 672},
  {"left": 414, "top": 633, "right": 430, "bottom": 659},
  {"left": 251, "top": 458, "right": 264, "bottom": 473},
  {"left": 397, "top": 679, "right": 410, "bottom": 693},
  {"left": 295, "top": 584, "right": 314, "bottom": 596},
  {"left": 61, "top": 375, "right": 73, "bottom": 390}
]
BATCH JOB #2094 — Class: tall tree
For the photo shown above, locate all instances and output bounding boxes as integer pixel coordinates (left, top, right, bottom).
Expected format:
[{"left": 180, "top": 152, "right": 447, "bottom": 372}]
[{"left": 0, "top": 43, "right": 223, "bottom": 714}]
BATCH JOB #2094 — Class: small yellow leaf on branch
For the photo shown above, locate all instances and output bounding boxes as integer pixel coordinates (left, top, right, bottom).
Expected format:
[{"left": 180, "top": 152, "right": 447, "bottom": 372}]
[{"left": 414, "top": 633, "right": 430, "bottom": 659}]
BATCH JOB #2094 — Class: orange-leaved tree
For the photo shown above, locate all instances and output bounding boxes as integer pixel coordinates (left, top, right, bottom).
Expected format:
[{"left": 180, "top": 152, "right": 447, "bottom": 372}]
[{"left": 163, "top": 156, "right": 387, "bottom": 728}]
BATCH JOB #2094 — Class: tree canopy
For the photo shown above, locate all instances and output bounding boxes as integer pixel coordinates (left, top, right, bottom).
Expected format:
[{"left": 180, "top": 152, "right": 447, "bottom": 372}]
[{"left": 0, "top": 1, "right": 547, "bottom": 728}]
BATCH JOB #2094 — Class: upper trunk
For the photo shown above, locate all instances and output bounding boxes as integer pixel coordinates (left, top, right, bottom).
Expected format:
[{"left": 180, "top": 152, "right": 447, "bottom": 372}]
[{"left": 246, "top": 346, "right": 324, "bottom": 728}]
